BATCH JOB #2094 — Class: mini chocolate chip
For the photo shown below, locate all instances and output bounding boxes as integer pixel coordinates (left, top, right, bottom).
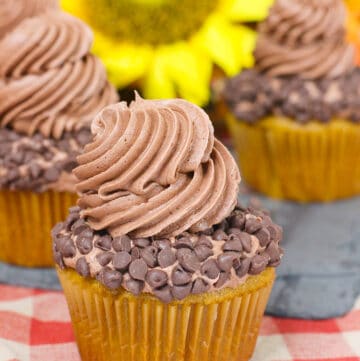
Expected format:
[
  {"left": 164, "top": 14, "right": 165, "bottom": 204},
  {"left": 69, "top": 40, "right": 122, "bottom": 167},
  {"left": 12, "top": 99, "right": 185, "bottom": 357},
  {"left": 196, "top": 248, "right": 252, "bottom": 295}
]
[
  {"left": 249, "top": 254, "right": 269, "bottom": 275},
  {"left": 177, "top": 248, "right": 200, "bottom": 273},
  {"left": 228, "top": 227, "right": 242, "bottom": 237},
  {"left": 172, "top": 283, "right": 192, "bottom": 300},
  {"left": 125, "top": 279, "right": 144, "bottom": 295},
  {"left": 174, "top": 236, "right": 193, "bottom": 249},
  {"left": 146, "top": 269, "right": 168, "bottom": 288},
  {"left": 29, "top": 162, "right": 42, "bottom": 178},
  {"left": 201, "top": 259, "right": 220, "bottom": 279},
  {"left": 195, "top": 235, "right": 213, "bottom": 248},
  {"left": 51, "top": 222, "right": 64, "bottom": 238},
  {"left": 44, "top": 167, "right": 60, "bottom": 182},
  {"left": 78, "top": 229, "right": 93, "bottom": 241},
  {"left": 112, "top": 235, "right": 131, "bottom": 252},
  {"left": 73, "top": 224, "right": 89, "bottom": 236},
  {"left": 76, "top": 257, "right": 90, "bottom": 277},
  {"left": 94, "top": 235, "right": 112, "bottom": 251},
  {"left": 76, "top": 236, "right": 93, "bottom": 255},
  {"left": 113, "top": 251, "right": 132, "bottom": 271},
  {"left": 255, "top": 228, "right": 271, "bottom": 247},
  {"left": 239, "top": 232, "right": 252, "bottom": 253},
  {"left": 229, "top": 213, "right": 246, "bottom": 229},
  {"left": 244, "top": 217, "right": 263, "bottom": 234},
  {"left": 192, "top": 278, "right": 210, "bottom": 294},
  {"left": 96, "top": 252, "right": 114, "bottom": 266},
  {"left": 153, "top": 285, "right": 173, "bottom": 303},
  {"left": 158, "top": 248, "right": 176, "bottom": 268},
  {"left": 267, "top": 224, "right": 283, "bottom": 241},
  {"left": 153, "top": 239, "right": 171, "bottom": 250},
  {"left": 53, "top": 251, "right": 65, "bottom": 269},
  {"left": 214, "top": 272, "right": 230, "bottom": 288},
  {"left": 172, "top": 265, "right": 192, "bottom": 286},
  {"left": 71, "top": 218, "right": 86, "bottom": 232},
  {"left": 266, "top": 241, "right": 281, "bottom": 263},
  {"left": 131, "top": 246, "right": 141, "bottom": 260},
  {"left": 194, "top": 244, "right": 214, "bottom": 261},
  {"left": 223, "top": 238, "right": 242, "bottom": 252},
  {"left": 141, "top": 246, "right": 158, "bottom": 268},
  {"left": 129, "top": 259, "right": 148, "bottom": 281},
  {"left": 133, "top": 238, "right": 150, "bottom": 248},
  {"left": 213, "top": 229, "right": 228, "bottom": 241},
  {"left": 97, "top": 268, "right": 122, "bottom": 290},
  {"left": 64, "top": 212, "right": 79, "bottom": 230},
  {"left": 217, "top": 253, "right": 239, "bottom": 272},
  {"left": 236, "top": 258, "right": 251, "bottom": 277},
  {"left": 59, "top": 237, "right": 76, "bottom": 258}
]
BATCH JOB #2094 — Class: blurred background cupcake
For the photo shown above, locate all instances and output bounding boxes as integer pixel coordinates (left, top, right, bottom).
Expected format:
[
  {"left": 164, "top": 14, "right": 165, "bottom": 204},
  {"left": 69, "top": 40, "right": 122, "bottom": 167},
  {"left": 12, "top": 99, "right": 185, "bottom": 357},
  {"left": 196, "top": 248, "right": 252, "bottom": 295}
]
[
  {"left": 0, "top": 2, "right": 118, "bottom": 267},
  {"left": 61, "top": 0, "right": 274, "bottom": 136},
  {"left": 224, "top": 0, "right": 360, "bottom": 202},
  {"left": 54, "top": 96, "right": 283, "bottom": 361}
]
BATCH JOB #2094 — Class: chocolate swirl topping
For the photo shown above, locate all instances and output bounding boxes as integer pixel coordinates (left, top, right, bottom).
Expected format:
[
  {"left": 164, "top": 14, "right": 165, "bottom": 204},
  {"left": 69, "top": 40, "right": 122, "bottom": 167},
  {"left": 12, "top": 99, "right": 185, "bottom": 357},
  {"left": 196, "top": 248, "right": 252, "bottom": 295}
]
[
  {"left": 74, "top": 96, "right": 240, "bottom": 238},
  {"left": 0, "top": 0, "right": 58, "bottom": 38},
  {"left": 255, "top": 0, "right": 355, "bottom": 78},
  {"left": 0, "top": 11, "right": 118, "bottom": 139}
]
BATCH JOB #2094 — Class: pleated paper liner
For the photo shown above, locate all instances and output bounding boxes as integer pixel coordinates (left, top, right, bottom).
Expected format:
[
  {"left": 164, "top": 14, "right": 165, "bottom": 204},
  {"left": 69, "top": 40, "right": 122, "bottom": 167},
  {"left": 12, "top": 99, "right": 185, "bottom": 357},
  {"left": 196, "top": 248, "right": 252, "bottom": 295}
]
[
  {"left": 227, "top": 115, "right": 360, "bottom": 202},
  {"left": 57, "top": 267, "right": 275, "bottom": 361},
  {"left": 0, "top": 190, "right": 77, "bottom": 267}
]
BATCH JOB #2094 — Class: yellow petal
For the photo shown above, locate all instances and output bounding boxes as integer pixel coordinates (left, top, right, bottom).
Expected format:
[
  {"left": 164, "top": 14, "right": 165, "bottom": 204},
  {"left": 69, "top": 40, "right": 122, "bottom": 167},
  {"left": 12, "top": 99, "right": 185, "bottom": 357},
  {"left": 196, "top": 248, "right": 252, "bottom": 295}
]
[
  {"left": 143, "top": 44, "right": 212, "bottom": 106},
  {"left": 91, "top": 32, "right": 153, "bottom": 88},
  {"left": 142, "top": 51, "right": 177, "bottom": 100},
  {"left": 193, "top": 15, "right": 256, "bottom": 76},
  {"left": 221, "top": 0, "right": 274, "bottom": 22}
]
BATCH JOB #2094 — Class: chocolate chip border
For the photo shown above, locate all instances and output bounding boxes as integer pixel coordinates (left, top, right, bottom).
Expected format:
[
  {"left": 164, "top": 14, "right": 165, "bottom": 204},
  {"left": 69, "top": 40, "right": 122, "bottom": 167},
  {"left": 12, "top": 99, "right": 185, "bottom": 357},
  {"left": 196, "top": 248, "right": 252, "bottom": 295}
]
[
  {"left": 224, "top": 68, "right": 360, "bottom": 124},
  {"left": 0, "top": 127, "right": 92, "bottom": 191},
  {"left": 53, "top": 204, "right": 283, "bottom": 303}
]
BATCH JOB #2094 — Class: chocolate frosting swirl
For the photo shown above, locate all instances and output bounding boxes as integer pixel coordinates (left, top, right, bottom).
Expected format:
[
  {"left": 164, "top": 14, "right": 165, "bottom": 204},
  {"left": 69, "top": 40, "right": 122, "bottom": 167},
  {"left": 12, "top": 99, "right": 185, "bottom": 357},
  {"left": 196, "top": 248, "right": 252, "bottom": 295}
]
[
  {"left": 255, "top": 0, "right": 355, "bottom": 78},
  {"left": 74, "top": 96, "right": 240, "bottom": 238},
  {"left": 0, "top": 11, "right": 118, "bottom": 138},
  {"left": 0, "top": 0, "right": 58, "bottom": 39}
]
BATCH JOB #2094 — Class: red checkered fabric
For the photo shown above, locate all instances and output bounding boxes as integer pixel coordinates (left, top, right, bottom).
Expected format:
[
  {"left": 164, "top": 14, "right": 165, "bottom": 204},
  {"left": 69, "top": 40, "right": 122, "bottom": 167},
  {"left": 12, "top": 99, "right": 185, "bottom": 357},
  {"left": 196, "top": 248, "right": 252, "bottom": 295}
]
[{"left": 0, "top": 284, "right": 359, "bottom": 361}]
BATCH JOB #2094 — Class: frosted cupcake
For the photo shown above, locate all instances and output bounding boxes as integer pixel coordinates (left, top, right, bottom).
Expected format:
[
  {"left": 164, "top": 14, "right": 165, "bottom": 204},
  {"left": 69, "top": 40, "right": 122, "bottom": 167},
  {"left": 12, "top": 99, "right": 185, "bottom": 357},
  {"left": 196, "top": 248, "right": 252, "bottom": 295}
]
[
  {"left": 224, "top": 0, "right": 360, "bottom": 202},
  {"left": 53, "top": 95, "right": 283, "bottom": 361},
  {"left": 0, "top": 8, "right": 118, "bottom": 266}
]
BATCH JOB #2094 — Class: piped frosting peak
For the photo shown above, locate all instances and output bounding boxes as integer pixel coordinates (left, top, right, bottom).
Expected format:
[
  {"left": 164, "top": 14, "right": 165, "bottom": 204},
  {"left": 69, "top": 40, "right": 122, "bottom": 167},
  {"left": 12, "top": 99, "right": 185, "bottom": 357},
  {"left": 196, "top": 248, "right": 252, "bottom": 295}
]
[
  {"left": 74, "top": 95, "right": 241, "bottom": 238},
  {"left": 255, "top": 0, "right": 355, "bottom": 78}
]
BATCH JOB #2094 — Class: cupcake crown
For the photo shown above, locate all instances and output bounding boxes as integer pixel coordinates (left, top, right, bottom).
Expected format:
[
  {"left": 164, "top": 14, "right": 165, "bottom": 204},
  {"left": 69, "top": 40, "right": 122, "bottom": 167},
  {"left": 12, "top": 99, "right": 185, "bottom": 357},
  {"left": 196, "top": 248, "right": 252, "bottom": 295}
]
[
  {"left": 0, "top": 10, "right": 118, "bottom": 139},
  {"left": 255, "top": 0, "right": 355, "bottom": 78},
  {"left": 74, "top": 94, "right": 241, "bottom": 238}
]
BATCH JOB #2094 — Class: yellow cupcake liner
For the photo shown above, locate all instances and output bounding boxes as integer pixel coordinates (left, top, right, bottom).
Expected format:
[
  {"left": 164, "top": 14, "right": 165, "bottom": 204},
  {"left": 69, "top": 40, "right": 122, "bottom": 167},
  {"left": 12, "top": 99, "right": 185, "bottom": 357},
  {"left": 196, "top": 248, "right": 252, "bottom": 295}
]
[
  {"left": 57, "top": 267, "right": 275, "bottom": 361},
  {"left": 0, "top": 190, "right": 77, "bottom": 267},
  {"left": 227, "top": 114, "right": 360, "bottom": 202}
]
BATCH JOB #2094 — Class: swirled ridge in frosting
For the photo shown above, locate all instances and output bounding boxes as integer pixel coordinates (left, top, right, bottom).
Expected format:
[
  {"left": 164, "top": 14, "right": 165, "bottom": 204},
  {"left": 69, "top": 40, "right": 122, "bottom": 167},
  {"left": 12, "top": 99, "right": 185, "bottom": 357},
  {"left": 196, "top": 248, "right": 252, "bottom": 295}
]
[
  {"left": 0, "top": 0, "right": 58, "bottom": 39},
  {"left": 255, "top": 0, "right": 355, "bottom": 78},
  {"left": 0, "top": 11, "right": 118, "bottom": 138},
  {"left": 74, "top": 95, "right": 241, "bottom": 238}
]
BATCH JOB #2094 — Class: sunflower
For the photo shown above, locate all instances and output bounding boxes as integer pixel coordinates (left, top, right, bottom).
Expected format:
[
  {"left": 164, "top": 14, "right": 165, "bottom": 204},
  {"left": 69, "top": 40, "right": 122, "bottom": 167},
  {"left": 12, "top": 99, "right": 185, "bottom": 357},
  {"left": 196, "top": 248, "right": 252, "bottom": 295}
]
[{"left": 61, "top": 0, "right": 273, "bottom": 106}]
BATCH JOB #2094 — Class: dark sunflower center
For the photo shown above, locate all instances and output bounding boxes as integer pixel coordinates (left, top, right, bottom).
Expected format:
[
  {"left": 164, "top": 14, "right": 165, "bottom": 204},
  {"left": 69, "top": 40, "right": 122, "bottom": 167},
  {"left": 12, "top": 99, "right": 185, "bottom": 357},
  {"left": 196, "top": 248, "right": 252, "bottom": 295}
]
[{"left": 84, "top": 0, "right": 218, "bottom": 45}]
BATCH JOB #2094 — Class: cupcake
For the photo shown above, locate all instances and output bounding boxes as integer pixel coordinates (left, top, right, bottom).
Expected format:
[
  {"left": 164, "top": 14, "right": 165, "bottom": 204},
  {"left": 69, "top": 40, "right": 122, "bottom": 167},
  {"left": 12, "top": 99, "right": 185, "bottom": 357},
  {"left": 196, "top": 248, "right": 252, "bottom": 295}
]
[
  {"left": 0, "top": 8, "right": 118, "bottom": 267},
  {"left": 224, "top": 0, "right": 360, "bottom": 202},
  {"left": 53, "top": 95, "right": 283, "bottom": 361}
]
